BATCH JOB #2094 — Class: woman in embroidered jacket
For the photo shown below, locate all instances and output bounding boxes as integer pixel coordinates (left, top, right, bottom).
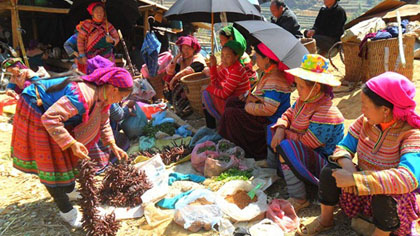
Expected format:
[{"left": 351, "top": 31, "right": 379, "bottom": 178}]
[
  {"left": 271, "top": 54, "right": 344, "bottom": 213},
  {"left": 11, "top": 67, "right": 132, "bottom": 228},
  {"left": 202, "top": 40, "right": 251, "bottom": 128},
  {"left": 165, "top": 35, "right": 207, "bottom": 90},
  {"left": 218, "top": 43, "right": 293, "bottom": 160},
  {"left": 2, "top": 58, "right": 40, "bottom": 99},
  {"left": 76, "top": 2, "right": 119, "bottom": 73},
  {"left": 298, "top": 72, "right": 420, "bottom": 236}
]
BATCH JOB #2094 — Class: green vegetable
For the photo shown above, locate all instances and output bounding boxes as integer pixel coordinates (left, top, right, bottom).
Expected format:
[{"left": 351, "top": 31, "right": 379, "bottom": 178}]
[
  {"left": 215, "top": 168, "right": 253, "bottom": 181},
  {"left": 142, "top": 119, "right": 176, "bottom": 137},
  {"left": 197, "top": 145, "right": 216, "bottom": 154}
]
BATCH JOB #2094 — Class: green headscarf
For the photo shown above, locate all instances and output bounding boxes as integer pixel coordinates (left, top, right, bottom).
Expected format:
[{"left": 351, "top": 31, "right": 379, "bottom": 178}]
[
  {"left": 224, "top": 40, "right": 244, "bottom": 58},
  {"left": 221, "top": 25, "right": 247, "bottom": 53}
]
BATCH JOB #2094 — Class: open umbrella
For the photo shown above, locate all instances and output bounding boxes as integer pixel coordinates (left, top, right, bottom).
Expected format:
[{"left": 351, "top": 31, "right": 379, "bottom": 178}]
[
  {"left": 233, "top": 20, "right": 309, "bottom": 69},
  {"left": 68, "top": 0, "right": 140, "bottom": 36},
  {"left": 164, "top": 0, "right": 262, "bottom": 52}
]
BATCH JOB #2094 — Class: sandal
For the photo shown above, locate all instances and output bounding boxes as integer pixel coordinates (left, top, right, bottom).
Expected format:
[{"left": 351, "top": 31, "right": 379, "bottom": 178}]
[
  {"left": 297, "top": 217, "right": 334, "bottom": 236},
  {"left": 287, "top": 198, "right": 310, "bottom": 213}
]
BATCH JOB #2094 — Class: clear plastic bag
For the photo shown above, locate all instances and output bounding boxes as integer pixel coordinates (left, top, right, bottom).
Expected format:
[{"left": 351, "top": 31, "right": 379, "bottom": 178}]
[
  {"left": 191, "top": 141, "right": 218, "bottom": 174},
  {"left": 204, "top": 154, "right": 240, "bottom": 177},
  {"left": 215, "top": 180, "right": 268, "bottom": 222},
  {"left": 249, "top": 219, "right": 284, "bottom": 236},
  {"left": 266, "top": 199, "right": 299, "bottom": 233}
]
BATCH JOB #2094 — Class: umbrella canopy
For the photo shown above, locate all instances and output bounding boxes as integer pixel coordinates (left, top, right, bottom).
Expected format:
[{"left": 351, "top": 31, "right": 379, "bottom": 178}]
[
  {"left": 233, "top": 20, "right": 308, "bottom": 69},
  {"left": 68, "top": 0, "right": 140, "bottom": 35},
  {"left": 164, "top": 0, "right": 262, "bottom": 23}
]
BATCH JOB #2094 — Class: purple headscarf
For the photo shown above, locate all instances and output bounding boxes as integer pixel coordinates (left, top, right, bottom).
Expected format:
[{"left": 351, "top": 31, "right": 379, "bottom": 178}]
[
  {"left": 86, "top": 55, "right": 114, "bottom": 75},
  {"left": 82, "top": 67, "right": 133, "bottom": 88}
]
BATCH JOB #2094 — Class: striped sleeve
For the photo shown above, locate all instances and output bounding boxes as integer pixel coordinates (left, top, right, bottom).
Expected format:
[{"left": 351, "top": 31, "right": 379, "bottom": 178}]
[
  {"left": 100, "top": 109, "right": 115, "bottom": 146},
  {"left": 41, "top": 96, "right": 79, "bottom": 150},
  {"left": 245, "top": 91, "right": 281, "bottom": 117},
  {"left": 108, "top": 23, "right": 119, "bottom": 45},
  {"left": 354, "top": 153, "right": 419, "bottom": 195},
  {"left": 206, "top": 68, "right": 245, "bottom": 99},
  {"left": 271, "top": 103, "right": 295, "bottom": 131}
]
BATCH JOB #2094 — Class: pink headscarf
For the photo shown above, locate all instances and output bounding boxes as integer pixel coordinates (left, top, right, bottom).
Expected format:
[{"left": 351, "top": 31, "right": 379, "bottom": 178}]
[
  {"left": 176, "top": 36, "right": 201, "bottom": 54},
  {"left": 257, "top": 43, "right": 294, "bottom": 84},
  {"left": 366, "top": 72, "right": 420, "bottom": 128},
  {"left": 82, "top": 67, "right": 133, "bottom": 88}
]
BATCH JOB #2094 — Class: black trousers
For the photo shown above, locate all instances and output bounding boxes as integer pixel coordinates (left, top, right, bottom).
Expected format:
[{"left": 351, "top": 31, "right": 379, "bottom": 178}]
[
  {"left": 45, "top": 184, "right": 75, "bottom": 213},
  {"left": 319, "top": 164, "right": 400, "bottom": 232},
  {"left": 203, "top": 109, "right": 217, "bottom": 129}
]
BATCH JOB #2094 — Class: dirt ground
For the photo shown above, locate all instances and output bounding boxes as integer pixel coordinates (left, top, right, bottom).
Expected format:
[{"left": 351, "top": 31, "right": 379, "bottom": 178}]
[{"left": 0, "top": 57, "right": 419, "bottom": 236}]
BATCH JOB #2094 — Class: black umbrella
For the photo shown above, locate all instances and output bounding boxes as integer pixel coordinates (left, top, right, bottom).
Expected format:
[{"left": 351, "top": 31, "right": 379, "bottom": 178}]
[
  {"left": 164, "top": 0, "right": 262, "bottom": 52},
  {"left": 68, "top": 0, "right": 140, "bottom": 36},
  {"left": 234, "top": 20, "right": 309, "bottom": 69}
]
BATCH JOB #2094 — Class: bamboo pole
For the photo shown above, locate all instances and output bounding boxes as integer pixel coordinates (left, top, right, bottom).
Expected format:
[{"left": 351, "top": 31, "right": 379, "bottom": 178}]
[
  {"left": 10, "top": 0, "right": 29, "bottom": 67},
  {"left": 211, "top": 12, "right": 214, "bottom": 54}
]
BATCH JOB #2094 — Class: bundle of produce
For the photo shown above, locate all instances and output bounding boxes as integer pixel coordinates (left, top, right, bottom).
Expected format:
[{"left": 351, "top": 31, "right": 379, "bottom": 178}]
[{"left": 130, "top": 140, "right": 192, "bottom": 165}]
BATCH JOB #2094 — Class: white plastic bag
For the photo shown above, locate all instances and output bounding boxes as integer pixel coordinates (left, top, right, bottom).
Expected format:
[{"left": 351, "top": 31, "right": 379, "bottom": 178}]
[
  {"left": 173, "top": 189, "right": 222, "bottom": 232},
  {"left": 249, "top": 219, "right": 284, "bottom": 236},
  {"left": 215, "top": 180, "right": 268, "bottom": 222},
  {"left": 134, "top": 154, "right": 169, "bottom": 203}
]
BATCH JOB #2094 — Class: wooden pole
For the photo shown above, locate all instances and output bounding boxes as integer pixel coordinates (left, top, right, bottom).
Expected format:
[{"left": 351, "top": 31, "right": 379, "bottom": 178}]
[
  {"left": 10, "top": 1, "right": 18, "bottom": 49},
  {"left": 117, "top": 30, "right": 136, "bottom": 76},
  {"left": 10, "top": 0, "right": 29, "bottom": 67},
  {"left": 211, "top": 12, "right": 214, "bottom": 54}
]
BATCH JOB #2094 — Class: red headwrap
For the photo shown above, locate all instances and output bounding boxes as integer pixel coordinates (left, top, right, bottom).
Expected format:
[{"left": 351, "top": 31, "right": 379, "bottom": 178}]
[
  {"left": 257, "top": 43, "right": 294, "bottom": 85},
  {"left": 82, "top": 67, "right": 133, "bottom": 88},
  {"left": 175, "top": 36, "right": 201, "bottom": 54},
  {"left": 87, "top": 2, "right": 104, "bottom": 15}
]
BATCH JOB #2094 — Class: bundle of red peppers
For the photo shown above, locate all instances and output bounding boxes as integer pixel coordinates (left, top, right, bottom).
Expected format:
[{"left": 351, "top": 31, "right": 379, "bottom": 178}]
[
  {"left": 130, "top": 141, "right": 192, "bottom": 165},
  {"left": 77, "top": 159, "right": 152, "bottom": 235}
]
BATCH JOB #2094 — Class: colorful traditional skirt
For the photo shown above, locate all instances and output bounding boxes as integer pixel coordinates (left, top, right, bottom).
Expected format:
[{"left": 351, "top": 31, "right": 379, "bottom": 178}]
[
  {"left": 11, "top": 96, "right": 79, "bottom": 187},
  {"left": 88, "top": 141, "right": 111, "bottom": 174},
  {"left": 340, "top": 190, "right": 420, "bottom": 236},
  {"left": 218, "top": 97, "right": 270, "bottom": 160},
  {"left": 277, "top": 139, "right": 328, "bottom": 186},
  {"left": 202, "top": 90, "right": 228, "bottom": 121}
]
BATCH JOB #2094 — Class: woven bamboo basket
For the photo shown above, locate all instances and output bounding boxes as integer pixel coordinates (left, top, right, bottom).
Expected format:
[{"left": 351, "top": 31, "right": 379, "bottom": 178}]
[
  {"left": 147, "top": 73, "right": 165, "bottom": 99},
  {"left": 300, "top": 38, "right": 317, "bottom": 54},
  {"left": 365, "top": 34, "right": 415, "bottom": 81},
  {"left": 180, "top": 72, "right": 210, "bottom": 115},
  {"left": 342, "top": 41, "right": 367, "bottom": 82}
]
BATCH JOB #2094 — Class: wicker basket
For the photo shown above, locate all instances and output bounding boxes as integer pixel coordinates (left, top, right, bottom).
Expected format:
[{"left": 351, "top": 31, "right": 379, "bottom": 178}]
[
  {"left": 300, "top": 38, "right": 317, "bottom": 54},
  {"left": 147, "top": 73, "right": 165, "bottom": 99},
  {"left": 342, "top": 41, "right": 367, "bottom": 82},
  {"left": 364, "top": 34, "right": 415, "bottom": 80},
  {"left": 180, "top": 72, "right": 210, "bottom": 115}
]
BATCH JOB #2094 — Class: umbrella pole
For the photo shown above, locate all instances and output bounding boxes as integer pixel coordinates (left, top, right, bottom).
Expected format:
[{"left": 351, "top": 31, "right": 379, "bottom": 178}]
[{"left": 211, "top": 12, "right": 214, "bottom": 54}]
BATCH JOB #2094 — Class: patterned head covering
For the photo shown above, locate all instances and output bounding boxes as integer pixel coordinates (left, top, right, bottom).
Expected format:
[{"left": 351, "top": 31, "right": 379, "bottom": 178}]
[
  {"left": 86, "top": 55, "right": 114, "bottom": 75},
  {"left": 82, "top": 67, "right": 133, "bottom": 88},
  {"left": 366, "top": 72, "right": 420, "bottom": 128},
  {"left": 223, "top": 40, "right": 244, "bottom": 57},
  {"left": 1, "top": 58, "right": 27, "bottom": 70},
  {"left": 87, "top": 2, "right": 105, "bottom": 15},
  {"left": 257, "top": 43, "right": 294, "bottom": 84},
  {"left": 175, "top": 36, "right": 201, "bottom": 54},
  {"left": 285, "top": 54, "right": 340, "bottom": 87}
]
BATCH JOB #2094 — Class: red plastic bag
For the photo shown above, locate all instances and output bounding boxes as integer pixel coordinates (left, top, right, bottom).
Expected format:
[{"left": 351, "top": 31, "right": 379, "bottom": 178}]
[
  {"left": 137, "top": 102, "right": 166, "bottom": 120},
  {"left": 266, "top": 199, "right": 299, "bottom": 233}
]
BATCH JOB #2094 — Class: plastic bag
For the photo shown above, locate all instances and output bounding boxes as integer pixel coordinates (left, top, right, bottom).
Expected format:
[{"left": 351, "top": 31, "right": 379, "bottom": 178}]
[
  {"left": 266, "top": 199, "right": 299, "bottom": 233},
  {"left": 173, "top": 189, "right": 222, "bottom": 232},
  {"left": 249, "top": 219, "right": 284, "bottom": 236},
  {"left": 191, "top": 141, "right": 218, "bottom": 174},
  {"left": 137, "top": 102, "right": 166, "bottom": 120},
  {"left": 204, "top": 154, "right": 240, "bottom": 177},
  {"left": 141, "top": 51, "right": 173, "bottom": 79},
  {"left": 127, "top": 79, "right": 156, "bottom": 101},
  {"left": 134, "top": 154, "right": 169, "bottom": 203},
  {"left": 152, "top": 111, "right": 175, "bottom": 126},
  {"left": 120, "top": 103, "right": 147, "bottom": 139},
  {"left": 225, "top": 146, "right": 245, "bottom": 160},
  {"left": 216, "top": 139, "right": 236, "bottom": 153},
  {"left": 215, "top": 180, "right": 268, "bottom": 222}
]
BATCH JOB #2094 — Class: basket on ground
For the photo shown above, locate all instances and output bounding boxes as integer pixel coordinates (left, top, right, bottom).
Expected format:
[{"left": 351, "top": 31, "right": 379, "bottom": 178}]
[
  {"left": 147, "top": 73, "right": 165, "bottom": 99},
  {"left": 180, "top": 72, "right": 210, "bottom": 115}
]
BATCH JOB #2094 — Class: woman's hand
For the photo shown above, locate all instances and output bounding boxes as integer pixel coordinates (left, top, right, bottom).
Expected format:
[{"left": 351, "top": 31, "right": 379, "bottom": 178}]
[
  {"left": 106, "top": 35, "right": 115, "bottom": 44},
  {"left": 6, "top": 90, "right": 19, "bottom": 100},
  {"left": 332, "top": 169, "right": 356, "bottom": 188},
  {"left": 169, "top": 74, "right": 181, "bottom": 90},
  {"left": 306, "top": 30, "right": 315, "bottom": 38},
  {"left": 209, "top": 54, "right": 217, "bottom": 67},
  {"left": 271, "top": 128, "right": 285, "bottom": 151},
  {"left": 338, "top": 158, "right": 358, "bottom": 174},
  {"left": 246, "top": 94, "right": 260, "bottom": 103},
  {"left": 71, "top": 141, "right": 90, "bottom": 160},
  {"left": 110, "top": 143, "right": 128, "bottom": 161},
  {"left": 79, "top": 57, "right": 87, "bottom": 65}
]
